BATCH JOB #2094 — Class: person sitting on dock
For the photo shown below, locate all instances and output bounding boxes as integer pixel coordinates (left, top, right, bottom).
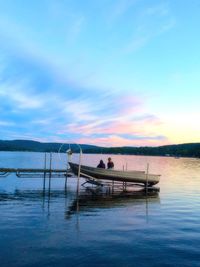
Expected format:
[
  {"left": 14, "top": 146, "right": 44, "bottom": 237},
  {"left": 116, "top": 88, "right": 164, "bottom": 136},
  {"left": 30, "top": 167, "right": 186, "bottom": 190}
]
[
  {"left": 107, "top": 157, "right": 114, "bottom": 169},
  {"left": 97, "top": 160, "right": 106, "bottom": 169}
]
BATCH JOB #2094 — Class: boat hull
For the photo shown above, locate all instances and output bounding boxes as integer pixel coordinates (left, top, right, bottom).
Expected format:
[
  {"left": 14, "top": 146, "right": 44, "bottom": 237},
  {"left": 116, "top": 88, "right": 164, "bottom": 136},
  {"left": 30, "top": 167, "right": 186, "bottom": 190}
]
[{"left": 69, "top": 162, "right": 160, "bottom": 185}]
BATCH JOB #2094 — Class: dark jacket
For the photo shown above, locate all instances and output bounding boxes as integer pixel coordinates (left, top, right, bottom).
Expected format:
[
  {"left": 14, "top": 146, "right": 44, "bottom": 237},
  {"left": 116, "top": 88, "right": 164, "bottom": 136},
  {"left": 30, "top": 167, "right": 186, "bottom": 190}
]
[
  {"left": 97, "top": 161, "right": 105, "bottom": 169},
  {"left": 107, "top": 161, "right": 114, "bottom": 169}
]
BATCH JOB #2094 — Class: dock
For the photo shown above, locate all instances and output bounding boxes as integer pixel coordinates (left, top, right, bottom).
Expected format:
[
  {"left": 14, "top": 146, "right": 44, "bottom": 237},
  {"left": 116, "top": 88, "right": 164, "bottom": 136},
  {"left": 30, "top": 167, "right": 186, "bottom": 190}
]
[
  {"left": 0, "top": 167, "right": 159, "bottom": 193},
  {"left": 0, "top": 166, "right": 75, "bottom": 196},
  {"left": 0, "top": 145, "right": 160, "bottom": 197},
  {"left": 0, "top": 168, "right": 72, "bottom": 178}
]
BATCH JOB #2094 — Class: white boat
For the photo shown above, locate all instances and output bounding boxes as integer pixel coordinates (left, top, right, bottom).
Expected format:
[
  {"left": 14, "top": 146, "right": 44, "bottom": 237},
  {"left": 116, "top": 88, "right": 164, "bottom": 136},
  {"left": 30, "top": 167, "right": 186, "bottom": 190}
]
[{"left": 69, "top": 162, "right": 160, "bottom": 186}]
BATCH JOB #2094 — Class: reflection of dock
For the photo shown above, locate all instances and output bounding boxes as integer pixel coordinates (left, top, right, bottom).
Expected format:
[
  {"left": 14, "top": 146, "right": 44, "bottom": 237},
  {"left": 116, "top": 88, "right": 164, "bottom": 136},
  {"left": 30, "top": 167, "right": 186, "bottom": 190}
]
[
  {"left": 0, "top": 189, "right": 73, "bottom": 201},
  {"left": 0, "top": 188, "right": 160, "bottom": 227},
  {"left": 67, "top": 188, "right": 160, "bottom": 219}
]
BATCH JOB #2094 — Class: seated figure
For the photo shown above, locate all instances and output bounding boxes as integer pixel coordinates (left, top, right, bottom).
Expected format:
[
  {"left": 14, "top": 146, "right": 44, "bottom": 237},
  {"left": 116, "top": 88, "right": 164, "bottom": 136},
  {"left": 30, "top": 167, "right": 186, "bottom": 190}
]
[
  {"left": 97, "top": 160, "right": 105, "bottom": 169},
  {"left": 107, "top": 157, "right": 114, "bottom": 169}
]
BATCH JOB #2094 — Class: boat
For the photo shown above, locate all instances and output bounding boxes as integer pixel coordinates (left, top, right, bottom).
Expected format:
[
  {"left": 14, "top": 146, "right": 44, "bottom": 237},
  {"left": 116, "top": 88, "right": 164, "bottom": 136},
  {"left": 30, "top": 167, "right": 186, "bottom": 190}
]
[{"left": 69, "top": 162, "right": 160, "bottom": 186}]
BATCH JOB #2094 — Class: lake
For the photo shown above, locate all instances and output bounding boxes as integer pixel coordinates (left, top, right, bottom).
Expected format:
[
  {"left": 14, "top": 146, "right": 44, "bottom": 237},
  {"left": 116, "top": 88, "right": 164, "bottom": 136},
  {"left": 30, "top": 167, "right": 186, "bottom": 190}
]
[{"left": 0, "top": 151, "right": 200, "bottom": 267}]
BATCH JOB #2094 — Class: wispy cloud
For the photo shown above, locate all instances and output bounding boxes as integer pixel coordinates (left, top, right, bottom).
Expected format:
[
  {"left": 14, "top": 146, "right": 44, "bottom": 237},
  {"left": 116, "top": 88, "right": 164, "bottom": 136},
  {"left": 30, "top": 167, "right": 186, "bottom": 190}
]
[
  {"left": 159, "top": 18, "right": 176, "bottom": 34},
  {"left": 67, "top": 16, "right": 86, "bottom": 43},
  {"left": 123, "top": 2, "right": 176, "bottom": 53},
  {"left": 142, "top": 3, "right": 169, "bottom": 17},
  {"left": 0, "top": 120, "right": 15, "bottom": 126},
  {"left": 108, "top": 0, "right": 137, "bottom": 24},
  {"left": 124, "top": 35, "right": 149, "bottom": 54},
  {"left": 56, "top": 92, "right": 165, "bottom": 147},
  {"left": 0, "top": 80, "right": 45, "bottom": 110},
  {"left": 31, "top": 119, "right": 54, "bottom": 125},
  {"left": 63, "top": 112, "right": 162, "bottom": 137},
  {"left": 0, "top": 15, "right": 91, "bottom": 92},
  {"left": 75, "top": 134, "right": 168, "bottom": 147},
  {"left": 61, "top": 98, "right": 99, "bottom": 122}
]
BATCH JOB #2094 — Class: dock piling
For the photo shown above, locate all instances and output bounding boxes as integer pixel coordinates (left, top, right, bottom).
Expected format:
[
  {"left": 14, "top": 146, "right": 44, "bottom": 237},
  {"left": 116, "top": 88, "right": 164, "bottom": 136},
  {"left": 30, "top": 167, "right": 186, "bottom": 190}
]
[
  {"left": 76, "top": 146, "right": 82, "bottom": 196},
  {"left": 48, "top": 153, "right": 52, "bottom": 196},
  {"left": 43, "top": 153, "right": 47, "bottom": 195},
  {"left": 145, "top": 163, "right": 149, "bottom": 194}
]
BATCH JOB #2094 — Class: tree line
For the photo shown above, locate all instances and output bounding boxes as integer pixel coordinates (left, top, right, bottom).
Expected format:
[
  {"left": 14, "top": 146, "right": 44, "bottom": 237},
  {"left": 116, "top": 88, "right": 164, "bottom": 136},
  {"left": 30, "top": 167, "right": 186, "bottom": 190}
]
[{"left": 0, "top": 140, "right": 200, "bottom": 158}]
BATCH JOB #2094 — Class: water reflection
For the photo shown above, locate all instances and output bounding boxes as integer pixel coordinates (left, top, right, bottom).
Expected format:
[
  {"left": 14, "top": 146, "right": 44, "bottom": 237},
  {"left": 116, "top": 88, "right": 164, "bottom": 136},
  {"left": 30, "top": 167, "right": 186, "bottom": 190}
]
[
  {"left": 0, "top": 187, "right": 160, "bottom": 224},
  {"left": 1, "top": 152, "right": 200, "bottom": 267},
  {"left": 0, "top": 189, "right": 70, "bottom": 201},
  {"left": 66, "top": 187, "right": 160, "bottom": 219}
]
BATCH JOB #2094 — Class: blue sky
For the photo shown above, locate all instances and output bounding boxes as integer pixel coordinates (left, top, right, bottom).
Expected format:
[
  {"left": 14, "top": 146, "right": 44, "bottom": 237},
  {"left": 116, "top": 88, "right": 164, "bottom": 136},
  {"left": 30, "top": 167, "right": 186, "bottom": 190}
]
[{"left": 0, "top": 0, "right": 200, "bottom": 146}]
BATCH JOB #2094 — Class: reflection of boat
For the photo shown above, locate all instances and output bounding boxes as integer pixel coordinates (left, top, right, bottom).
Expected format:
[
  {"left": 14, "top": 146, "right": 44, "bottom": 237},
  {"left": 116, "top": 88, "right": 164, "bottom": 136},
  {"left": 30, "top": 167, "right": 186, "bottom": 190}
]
[
  {"left": 66, "top": 188, "right": 160, "bottom": 217},
  {"left": 69, "top": 162, "right": 160, "bottom": 186}
]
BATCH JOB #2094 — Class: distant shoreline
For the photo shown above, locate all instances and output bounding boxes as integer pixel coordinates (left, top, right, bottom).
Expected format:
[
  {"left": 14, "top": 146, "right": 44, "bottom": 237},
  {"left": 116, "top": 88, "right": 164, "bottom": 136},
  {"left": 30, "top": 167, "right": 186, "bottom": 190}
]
[
  {"left": 0, "top": 150, "right": 200, "bottom": 160},
  {"left": 0, "top": 140, "right": 200, "bottom": 158}
]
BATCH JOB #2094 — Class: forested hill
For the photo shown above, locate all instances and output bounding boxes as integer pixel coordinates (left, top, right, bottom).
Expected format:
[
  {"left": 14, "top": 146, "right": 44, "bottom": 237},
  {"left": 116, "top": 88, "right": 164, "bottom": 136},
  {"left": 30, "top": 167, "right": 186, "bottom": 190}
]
[
  {"left": 83, "top": 143, "right": 200, "bottom": 158},
  {"left": 0, "top": 140, "right": 200, "bottom": 158},
  {"left": 0, "top": 140, "right": 98, "bottom": 153}
]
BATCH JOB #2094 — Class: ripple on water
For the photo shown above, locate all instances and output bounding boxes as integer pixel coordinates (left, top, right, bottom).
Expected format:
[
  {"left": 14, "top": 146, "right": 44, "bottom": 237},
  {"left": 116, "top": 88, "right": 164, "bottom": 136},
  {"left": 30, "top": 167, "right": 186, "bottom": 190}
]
[{"left": 1, "top": 153, "right": 200, "bottom": 267}]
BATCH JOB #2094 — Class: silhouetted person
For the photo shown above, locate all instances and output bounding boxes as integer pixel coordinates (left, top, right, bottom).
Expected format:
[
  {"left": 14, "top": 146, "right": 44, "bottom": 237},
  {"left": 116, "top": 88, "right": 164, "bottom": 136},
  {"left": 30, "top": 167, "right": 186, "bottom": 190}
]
[
  {"left": 107, "top": 157, "right": 114, "bottom": 169},
  {"left": 97, "top": 159, "right": 105, "bottom": 169}
]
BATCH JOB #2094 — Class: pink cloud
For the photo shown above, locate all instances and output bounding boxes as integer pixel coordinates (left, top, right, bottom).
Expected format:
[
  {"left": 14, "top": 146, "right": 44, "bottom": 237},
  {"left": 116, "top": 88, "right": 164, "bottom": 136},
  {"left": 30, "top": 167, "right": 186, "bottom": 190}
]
[
  {"left": 59, "top": 113, "right": 162, "bottom": 137},
  {"left": 75, "top": 135, "right": 169, "bottom": 147},
  {"left": 114, "top": 95, "right": 143, "bottom": 115},
  {"left": 55, "top": 93, "right": 165, "bottom": 146}
]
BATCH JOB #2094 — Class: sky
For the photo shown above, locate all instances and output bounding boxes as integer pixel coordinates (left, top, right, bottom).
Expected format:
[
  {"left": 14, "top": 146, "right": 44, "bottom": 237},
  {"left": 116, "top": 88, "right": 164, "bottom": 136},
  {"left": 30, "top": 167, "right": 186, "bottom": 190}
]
[{"left": 0, "top": 0, "right": 200, "bottom": 147}]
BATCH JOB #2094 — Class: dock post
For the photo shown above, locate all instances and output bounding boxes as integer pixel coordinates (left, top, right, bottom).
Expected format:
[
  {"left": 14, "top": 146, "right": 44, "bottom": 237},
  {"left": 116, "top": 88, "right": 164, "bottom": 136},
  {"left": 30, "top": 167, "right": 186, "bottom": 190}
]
[
  {"left": 48, "top": 152, "right": 52, "bottom": 196},
  {"left": 65, "top": 153, "right": 68, "bottom": 191},
  {"left": 122, "top": 165, "right": 125, "bottom": 191},
  {"left": 65, "top": 148, "right": 72, "bottom": 191},
  {"left": 145, "top": 163, "right": 149, "bottom": 195},
  {"left": 43, "top": 153, "right": 47, "bottom": 195},
  {"left": 112, "top": 180, "right": 114, "bottom": 194},
  {"left": 76, "top": 146, "right": 82, "bottom": 196},
  {"left": 125, "top": 163, "right": 127, "bottom": 191},
  {"left": 65, "top": 176, "right": 68, "bottom": 191}
]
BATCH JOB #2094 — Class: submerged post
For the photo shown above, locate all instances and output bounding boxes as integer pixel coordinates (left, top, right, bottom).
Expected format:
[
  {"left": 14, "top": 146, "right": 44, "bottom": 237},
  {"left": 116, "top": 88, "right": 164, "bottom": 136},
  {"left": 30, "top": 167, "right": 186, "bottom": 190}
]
[
  {"left": 112, "top": 180, "right": 114, "bottom": 194},
  {"left": 145, "top": 163, "right": 149, "bottom": 194},
  {"left": 125, "top": 163, "right": 127, "bottom": 191},
  {"left": 48, "top": 152, "right": 52, "bottom": 196},
  {"left": 43, "top": 153, "right": 47, "bottom": 195},
  {"left": 76, "top": 145, "right": 82, "bottom": 196},
  {"left": 64, "top": 175, "right": 68, "bottom": 191}
]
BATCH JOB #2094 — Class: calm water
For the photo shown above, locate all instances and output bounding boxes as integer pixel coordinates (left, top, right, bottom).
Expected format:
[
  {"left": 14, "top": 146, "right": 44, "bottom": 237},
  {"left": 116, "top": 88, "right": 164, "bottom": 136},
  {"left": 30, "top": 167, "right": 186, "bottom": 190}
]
[{"left": 0, "top": 152, "right": 200, "bottom": 267}]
